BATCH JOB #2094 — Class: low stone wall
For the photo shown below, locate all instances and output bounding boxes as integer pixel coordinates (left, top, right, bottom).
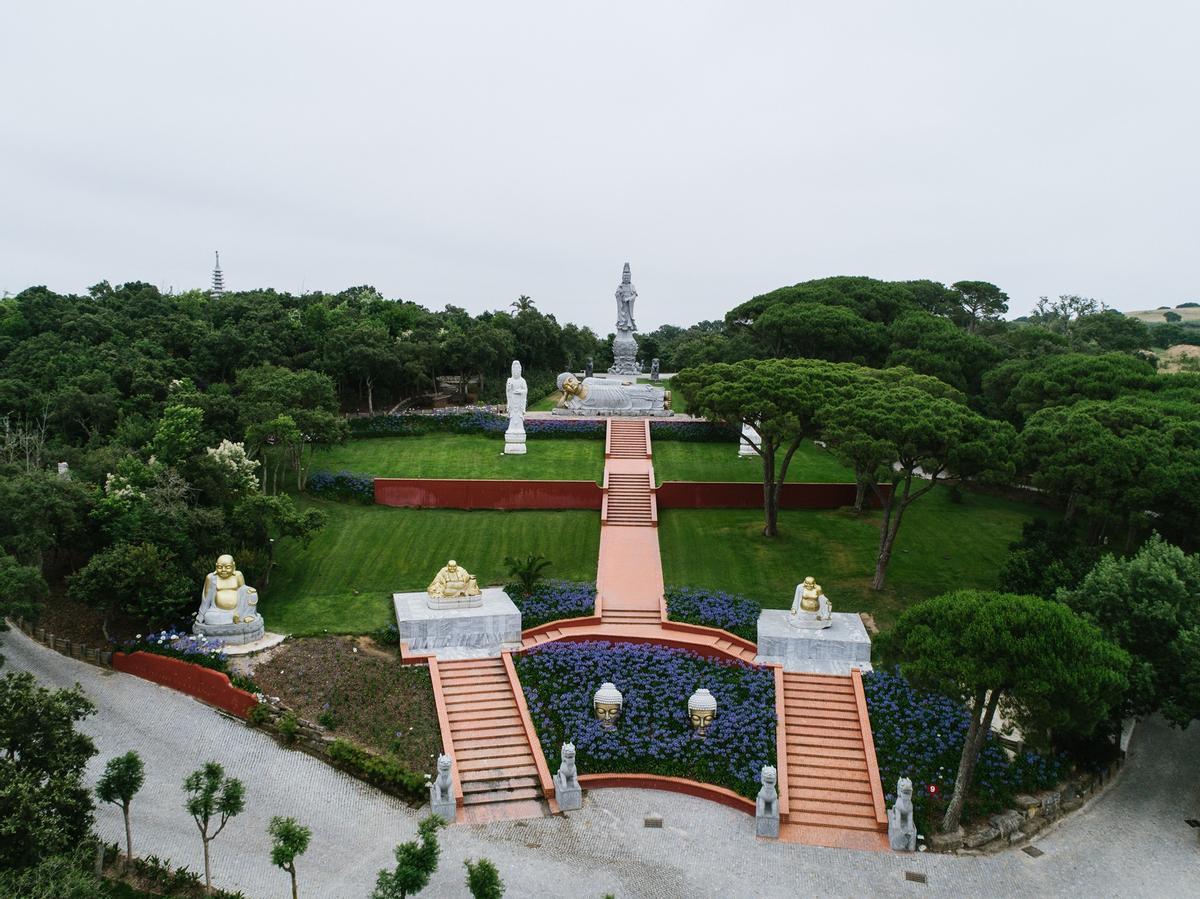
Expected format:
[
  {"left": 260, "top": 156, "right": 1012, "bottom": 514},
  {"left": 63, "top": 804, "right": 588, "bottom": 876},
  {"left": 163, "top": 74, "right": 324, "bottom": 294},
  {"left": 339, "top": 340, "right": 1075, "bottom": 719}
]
[
  {"left": 249, "top": 700, "right": 338, "bottom": 757},
  {"left": 936, "top": 758, "right": 1125, "bottom": 853},
  {"left": 12, "top": 618, "right": 113, "bottom": 667},
  {"left": 111, "top": 651, "right": 259, "bottom": 718}
]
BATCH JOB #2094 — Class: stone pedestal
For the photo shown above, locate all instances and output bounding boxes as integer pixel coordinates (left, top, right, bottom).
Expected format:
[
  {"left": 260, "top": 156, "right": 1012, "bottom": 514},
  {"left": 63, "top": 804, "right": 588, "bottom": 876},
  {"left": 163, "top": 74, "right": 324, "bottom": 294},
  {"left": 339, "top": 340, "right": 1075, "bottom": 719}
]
[
  {"left": 393, "top": 587, "right": 521, "bottom": 658},
  {"left": 193, "top": 617, "right": 265, "bottom": 646},
  {"left": 608, "top": 327, "right": 639, "bottom": 375},
  {"left": 504, "top": 418, "right": 527, "bottom": 454},
  {"left": 739, "top": 421, "right": 758, "bottom": 457},
  {"left": 755, "top": 611, "right": 872, "bottom": 675}
]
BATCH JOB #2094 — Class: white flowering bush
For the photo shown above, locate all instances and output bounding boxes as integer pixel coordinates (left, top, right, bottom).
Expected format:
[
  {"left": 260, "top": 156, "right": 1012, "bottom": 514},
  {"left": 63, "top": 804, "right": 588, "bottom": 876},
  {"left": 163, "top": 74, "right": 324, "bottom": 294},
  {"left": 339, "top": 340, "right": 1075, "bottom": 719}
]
[
  {"left": 205, "top": 439, "right": 261, "bottom": 493},
  {"left": 103, "top": 472, "right": 143, "bottom": 500}
]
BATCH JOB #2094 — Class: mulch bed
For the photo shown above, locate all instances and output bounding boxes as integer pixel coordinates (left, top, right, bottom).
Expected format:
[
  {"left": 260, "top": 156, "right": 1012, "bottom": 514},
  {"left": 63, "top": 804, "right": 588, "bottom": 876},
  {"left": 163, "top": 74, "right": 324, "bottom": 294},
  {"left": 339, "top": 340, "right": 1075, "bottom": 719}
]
[{"left": 247, "top": 636, "right": 442, "bottom": 774}]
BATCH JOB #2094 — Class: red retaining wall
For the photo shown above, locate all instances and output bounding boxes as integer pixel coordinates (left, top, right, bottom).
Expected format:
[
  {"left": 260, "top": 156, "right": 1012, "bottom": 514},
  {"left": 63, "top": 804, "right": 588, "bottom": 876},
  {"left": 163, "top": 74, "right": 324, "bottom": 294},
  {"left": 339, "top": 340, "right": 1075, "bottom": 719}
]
[
  {"left": 375, "top": 478, "right": 602, "bottom": 510},
  {"left": 656, "top": 481, "right": 891, "bottom": 510},
  {"left": 111, "top": 652, "right": 258, "bottom": 718},
  {"left": 373, "top": 478, "right": 888, "bottom": 511},
  {"left": 576, "top": 773, "right": 756, "bottom": 815}
]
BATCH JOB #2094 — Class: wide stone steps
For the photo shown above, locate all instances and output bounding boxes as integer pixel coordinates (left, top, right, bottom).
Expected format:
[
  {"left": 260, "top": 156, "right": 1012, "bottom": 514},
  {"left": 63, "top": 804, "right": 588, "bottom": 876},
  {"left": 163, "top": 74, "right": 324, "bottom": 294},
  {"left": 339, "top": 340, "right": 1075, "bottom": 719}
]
[
  {"left": 433, "top": 658, "right": 544, "bottom": 814},
  {"left": 779, "top": 672, "right": 886, "bottom": 842},
  {"left": 603, "top": 471, "right": 655, "bottom": 526},
  {"left": 607, "top": 421, "right": 649, "bottom": 458}
]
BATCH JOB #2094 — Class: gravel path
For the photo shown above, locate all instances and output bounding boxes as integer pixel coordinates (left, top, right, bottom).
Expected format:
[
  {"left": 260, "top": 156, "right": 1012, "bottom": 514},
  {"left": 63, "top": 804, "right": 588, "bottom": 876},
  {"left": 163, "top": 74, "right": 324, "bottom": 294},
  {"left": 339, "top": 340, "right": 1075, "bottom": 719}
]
[{"left": 4, "top": 628, "right": 1198, "bottom": 898}]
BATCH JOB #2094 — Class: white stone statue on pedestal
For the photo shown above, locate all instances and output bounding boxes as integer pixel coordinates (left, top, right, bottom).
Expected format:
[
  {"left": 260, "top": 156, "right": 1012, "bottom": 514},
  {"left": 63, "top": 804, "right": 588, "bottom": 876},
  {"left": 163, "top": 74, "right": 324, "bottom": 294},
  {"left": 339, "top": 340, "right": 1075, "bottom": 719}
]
[
  {"left": 739, "top": 420, "right": 759, "bottom": 457},
  {"left": 609, "top": 263, "right": 641, "bottom": 375},
  {"left": 504, "top": 360, "right": 527, "bottom": 455}
]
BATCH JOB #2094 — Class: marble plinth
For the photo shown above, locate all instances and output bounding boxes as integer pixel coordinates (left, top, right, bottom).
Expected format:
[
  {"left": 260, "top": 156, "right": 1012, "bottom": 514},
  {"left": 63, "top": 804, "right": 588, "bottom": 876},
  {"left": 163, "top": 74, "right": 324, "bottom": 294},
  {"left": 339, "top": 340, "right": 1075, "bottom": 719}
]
[
  {"left": 221, "top": 632, "right": 286, "bottom": 657},
  {"left": 193, "top": 618, "right": 266, "bottom": 646},
  {"left": 755, "top": 611, "right": 872, "bottom": 675},
  {"left": 393, "top": 587, "right": 521, "bottom": 658}
]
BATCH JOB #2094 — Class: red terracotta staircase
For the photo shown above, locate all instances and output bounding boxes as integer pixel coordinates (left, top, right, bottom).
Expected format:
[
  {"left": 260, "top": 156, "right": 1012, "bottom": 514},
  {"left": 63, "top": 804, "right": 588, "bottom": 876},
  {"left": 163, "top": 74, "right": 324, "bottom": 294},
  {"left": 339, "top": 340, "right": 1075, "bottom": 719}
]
[
  {"left": 602, "top": 471, "right": 656, "bottom": 526},
  {"left": 605, "top": 418, "right": 651, "bottom": 458},
  {"left": 777, "top": 670, "right": 888, "bottom": 849},
  {"left": 432, "top": 656, "right": 549, "bottom": 822}
]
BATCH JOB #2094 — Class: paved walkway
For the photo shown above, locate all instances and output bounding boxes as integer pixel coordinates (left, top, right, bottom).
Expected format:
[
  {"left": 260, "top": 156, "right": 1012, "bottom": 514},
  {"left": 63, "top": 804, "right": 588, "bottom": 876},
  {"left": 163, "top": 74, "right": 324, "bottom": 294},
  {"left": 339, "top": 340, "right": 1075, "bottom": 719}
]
[{"left": 8, "top": 630, "right": 1200, "bottom": 897}]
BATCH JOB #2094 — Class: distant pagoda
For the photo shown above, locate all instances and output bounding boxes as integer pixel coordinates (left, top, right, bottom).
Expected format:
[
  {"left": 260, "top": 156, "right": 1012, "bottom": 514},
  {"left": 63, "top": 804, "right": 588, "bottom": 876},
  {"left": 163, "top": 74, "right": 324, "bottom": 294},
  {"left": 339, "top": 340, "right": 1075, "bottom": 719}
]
[{"left": 210, "top": 251, "right": 225, "bottom": 299}]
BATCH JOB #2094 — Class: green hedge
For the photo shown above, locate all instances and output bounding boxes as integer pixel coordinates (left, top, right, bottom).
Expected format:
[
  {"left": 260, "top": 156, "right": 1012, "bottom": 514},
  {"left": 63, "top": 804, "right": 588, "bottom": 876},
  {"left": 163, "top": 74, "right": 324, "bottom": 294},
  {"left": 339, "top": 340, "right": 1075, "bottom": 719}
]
[{"left": 326, "top": 739, "right": 427, "bottom": 802}]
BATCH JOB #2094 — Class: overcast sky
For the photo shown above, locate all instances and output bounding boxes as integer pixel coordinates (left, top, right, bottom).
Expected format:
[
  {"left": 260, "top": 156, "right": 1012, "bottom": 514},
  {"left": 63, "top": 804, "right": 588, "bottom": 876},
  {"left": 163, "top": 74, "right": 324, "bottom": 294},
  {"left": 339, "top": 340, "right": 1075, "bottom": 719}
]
[{"left": 3, "top": 2, "right": 1197, "bottom": 333}]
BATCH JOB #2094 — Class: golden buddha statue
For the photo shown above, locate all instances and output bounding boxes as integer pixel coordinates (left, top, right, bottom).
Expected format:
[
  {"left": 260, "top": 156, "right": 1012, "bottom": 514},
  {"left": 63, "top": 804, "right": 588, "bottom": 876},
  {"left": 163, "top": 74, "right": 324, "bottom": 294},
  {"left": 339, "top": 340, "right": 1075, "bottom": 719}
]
[
  {"left": 789, "top": 575, "right": 833, "bottom": 629},
  {"left": 193, "top": 554, "right": 265, "bottom": 645},
  {"left": 427, "top": 560, "right": 480, "bottom": 599},
  {"left": 688, "top": 688, "right": 717, "bottom": 735},
  {"left": 593, "top": 682, "right": 623, "bottom": 727},
  {"left": 794, "top": 576, "right": 823, "bottom": 615}
]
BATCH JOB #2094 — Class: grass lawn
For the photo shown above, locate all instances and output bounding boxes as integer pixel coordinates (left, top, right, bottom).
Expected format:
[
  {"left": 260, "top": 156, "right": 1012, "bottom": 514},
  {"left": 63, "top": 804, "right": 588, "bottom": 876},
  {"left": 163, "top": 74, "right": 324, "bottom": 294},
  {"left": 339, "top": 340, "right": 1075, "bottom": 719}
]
[
  {"left": 659, "top": 486, "right": 1052, "bottom": 630},
  {"left": 652, "top": 440, "right": 854, "bottom": 484},
  {"left": 306, "top": 434, "right": 605, "bottom": 482},
  {"left": 530, "top": 391, "right": 563, "bottom": 411},
  {"left": 265, "top": 498, "right": 600, "bottom": 635}
]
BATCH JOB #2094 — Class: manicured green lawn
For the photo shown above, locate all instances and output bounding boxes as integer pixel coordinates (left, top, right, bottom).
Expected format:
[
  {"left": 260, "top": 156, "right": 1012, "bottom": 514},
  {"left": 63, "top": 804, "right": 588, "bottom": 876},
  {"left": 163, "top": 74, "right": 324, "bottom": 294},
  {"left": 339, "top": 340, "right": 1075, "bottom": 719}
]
[
  {"left": 530, "top": 391, "right": 563, "bottom": 411},
  {"left": 659, "top": 487, "right": 1052, "bottom": 630},
  {"left": 306, "top": 434, "right": 605, "bottom": 483},
  {"left": 265, "top": 498, "right": 600, "bottom": 635},
  {"left": 652, "top": 440, "right": 854, "bottom": 484}
]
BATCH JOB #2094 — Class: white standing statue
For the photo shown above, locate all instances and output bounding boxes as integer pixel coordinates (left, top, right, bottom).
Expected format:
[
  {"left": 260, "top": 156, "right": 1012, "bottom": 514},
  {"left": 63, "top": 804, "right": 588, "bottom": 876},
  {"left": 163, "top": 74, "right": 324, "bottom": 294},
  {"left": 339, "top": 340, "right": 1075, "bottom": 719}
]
[
  {"left": 504, "top": 360, "right": 528, "bottom": 455},
  {"left": 739, "top": 420, "right": 759, "bottom": 457}
]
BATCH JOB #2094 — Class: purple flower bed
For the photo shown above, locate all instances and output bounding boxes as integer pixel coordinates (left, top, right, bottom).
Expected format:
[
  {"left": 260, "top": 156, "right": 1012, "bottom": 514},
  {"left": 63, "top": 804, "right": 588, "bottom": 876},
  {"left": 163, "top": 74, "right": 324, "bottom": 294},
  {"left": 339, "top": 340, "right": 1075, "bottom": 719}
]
[
  {"left": 664, "top": 586, "right": 760, "bottom": 642},
  {"left": 865, "top": 668, "right": 1070, "bottom": 830},
  {"left": 118, "top": 629, "right": 228, "bottom": 671},
  {"left": 513, "top": 641, "right": 776, "bottom": 798},
  {"left": 307, "top": 470, "right": 376, "bottom": 503},
  {"left": 649, "top": 419, "right": 738, "bottom": 442},
  {"left": 508, "top": 580, "right": 597, "bottom": 630}
]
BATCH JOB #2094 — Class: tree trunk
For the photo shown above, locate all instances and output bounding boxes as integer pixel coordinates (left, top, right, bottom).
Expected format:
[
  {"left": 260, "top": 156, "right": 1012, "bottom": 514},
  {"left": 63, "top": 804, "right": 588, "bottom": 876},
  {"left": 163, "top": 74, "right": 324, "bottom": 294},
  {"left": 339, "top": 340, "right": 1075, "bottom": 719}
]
[
  {"left": 290, "top": 865, "right": 298, "bottom": 899},
  {"left": 366, "top": 376, "right": 375, "bottom": 415},
  {"left": 761, "top": 443, "right": 778, "bottom": 537},
  {"left": 203, "top": 839, "right": 211, "bottom": 890},
  {"left": 123, "top": 804, "right": 133, "bottom": 869},
  {"left": 941, "top": 689, "right": 999, "bottom": 833},
  {"left": 853, "top": 479, "right": 867, "bottom": 514},
  {"left": 872, "top": 498, "right": 902, "bottom": 590}
]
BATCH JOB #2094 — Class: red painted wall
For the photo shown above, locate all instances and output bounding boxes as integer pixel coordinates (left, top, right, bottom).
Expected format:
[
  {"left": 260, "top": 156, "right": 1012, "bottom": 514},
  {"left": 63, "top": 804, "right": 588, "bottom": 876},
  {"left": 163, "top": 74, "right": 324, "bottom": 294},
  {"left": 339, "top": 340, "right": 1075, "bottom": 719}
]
[
  {"left": 375, "top": 479, "right": 603, "bottom": 510},
  {"left": 112, "top": 652, "right": 258, "bottom": 718},
  {"left": 656, "top": 481, "right": 891, "bottom": 510}
]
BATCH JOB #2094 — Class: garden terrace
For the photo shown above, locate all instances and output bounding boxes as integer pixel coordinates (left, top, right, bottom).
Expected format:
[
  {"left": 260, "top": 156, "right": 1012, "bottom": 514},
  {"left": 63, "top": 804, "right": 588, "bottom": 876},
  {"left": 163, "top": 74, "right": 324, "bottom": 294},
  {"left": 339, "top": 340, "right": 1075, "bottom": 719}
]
[
  {"left": 658, "top": 489, "right": 1052, "bottom": 629},
  {"left": 266, "top": 499, "right": 600, "bottom": 635}
]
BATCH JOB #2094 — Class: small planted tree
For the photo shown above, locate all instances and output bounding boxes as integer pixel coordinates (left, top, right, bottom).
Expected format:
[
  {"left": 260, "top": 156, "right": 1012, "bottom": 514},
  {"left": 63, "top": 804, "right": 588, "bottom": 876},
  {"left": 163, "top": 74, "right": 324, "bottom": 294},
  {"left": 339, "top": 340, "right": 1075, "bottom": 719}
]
[
  {"left": 465, "top": 857, "right": 505, "bottom": 898},
  {"left": 183, "top": 761, "right": 246, "bottom": 891},
  {"left": 372, "top": 814, "right": 445, "bottom": 899},
  {"left": 96, "top": 750, "right": 145, "bottom": 867},
  {"left": 269, "top": 816, "right": 312, "bottom": 899},
  {"left": 878, "top": 590, "right": 1129, "bottom": 834},
  {"left": 504, "top": 553, "right": 551, "bottom": 595}
]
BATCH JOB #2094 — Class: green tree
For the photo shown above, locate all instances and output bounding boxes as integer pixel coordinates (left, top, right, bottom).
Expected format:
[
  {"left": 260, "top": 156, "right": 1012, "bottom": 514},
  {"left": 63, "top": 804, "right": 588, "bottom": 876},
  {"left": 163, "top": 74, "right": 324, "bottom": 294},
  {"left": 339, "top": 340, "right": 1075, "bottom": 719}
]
[
  {"left": 372, "top": 814, "right": 446, "bottom": 899},
  {"left": 820, "top": 380, "right": 1014, "bottom": 589},
  {"left": 183, "top": 761, "right": 246, "bottom": 891},
  {"left": 465, "top": 857, "right": 505, "bottom": 898},
  {"left": 1164, "top": 310, "right": 1183, "bottom": 323},
  {"left": 68, "top": 541, "right": 193, "bottom": 628},
  {"left": 269, "top": 815, "right": 312, "bottom": 899},
  {"left": 0, "top": 848, "right": 110, "bottom": 899},
  {"left": 951, "top": 280, "right": 1009, "bottom": 332},
  {"left": 0, "top": 553, "right": 49, "bottom": 627},
  {"left": 674, "top": 358, "right": 863, "bottom": 536},
  {"left": 1002, "top": 352, "right": 1158, "bottom": 424},
  {"left": 96, "top": 750, "right": 145, "bottom": 867},
  {"left": 511, "top": 295, "right": 535, "bottom": 312},
  {"left": 878, "top": 591, "right": 1129, "bottom": 833},
  {"left": 748, "top": 302, "right": 887, "bottom": 365},
  {"left": 0, "top": 673, "right": 97, "bottom": 868},
  {"left": 147, "top": 403, "right": 204, "bottom": 466},
  {"left": 1057, "top": 536, "right": 1200, "bottom": 727}
]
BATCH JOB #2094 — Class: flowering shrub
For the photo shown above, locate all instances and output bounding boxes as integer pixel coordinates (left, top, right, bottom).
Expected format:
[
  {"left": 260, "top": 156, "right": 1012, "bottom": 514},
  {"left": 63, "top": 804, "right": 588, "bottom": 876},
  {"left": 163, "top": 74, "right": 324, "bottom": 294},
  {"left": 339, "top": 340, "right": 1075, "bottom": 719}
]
[
  {"left": 118, "top": 630, "right": 228, "bottom": 672},
  {"left": 306, "top": 470, "right": 375, "bottom": 503},
  {"left": 664, "top": 586, "right": 760, "bottom": 641},
  {"left": 514, "top": 641, "right": 776, "bottom": 798},
  {"left": 205, "top": 439, "right": 261, "bottom": 492},
  {"left": 508, "top": 580, "right": 597, "bottom": 629},
  {"left": 865, "top": 668, "right": 1070, "bottom": 830},
  {"left": 649, "top": 420, "right": 738, "bottom": 442}
]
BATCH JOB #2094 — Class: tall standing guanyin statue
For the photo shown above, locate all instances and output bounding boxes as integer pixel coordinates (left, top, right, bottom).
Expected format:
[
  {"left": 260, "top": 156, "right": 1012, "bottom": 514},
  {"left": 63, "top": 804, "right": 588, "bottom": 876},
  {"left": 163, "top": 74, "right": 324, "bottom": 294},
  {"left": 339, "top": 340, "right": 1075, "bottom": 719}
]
[{"left": 608, "top": 262, "right": 640, "bottom": 376}]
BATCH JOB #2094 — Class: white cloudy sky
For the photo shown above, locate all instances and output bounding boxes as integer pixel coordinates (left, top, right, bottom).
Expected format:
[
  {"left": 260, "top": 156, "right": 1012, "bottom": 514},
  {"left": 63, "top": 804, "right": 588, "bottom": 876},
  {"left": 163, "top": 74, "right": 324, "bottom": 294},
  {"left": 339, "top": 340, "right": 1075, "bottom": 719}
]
[{"left": 3, "top": 1, "right": 1197, "bottom": 333}]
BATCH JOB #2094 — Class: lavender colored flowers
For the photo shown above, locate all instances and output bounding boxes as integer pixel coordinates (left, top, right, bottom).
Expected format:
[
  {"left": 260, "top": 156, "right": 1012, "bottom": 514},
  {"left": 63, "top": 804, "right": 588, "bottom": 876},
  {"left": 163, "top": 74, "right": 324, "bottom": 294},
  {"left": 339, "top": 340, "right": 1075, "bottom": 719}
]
[
  {"left": 865, "top": 668, "right": 1069, "bottom": 827},
  {"left": 307, "top": 470, "right": 375, "bottom": 503},
  {"left": 665, "top": 586, "right": 760, "bottom": 641},
  {"left": 509, "top": 580, "right": 597, "bottom": 630},
  {"left": 513, "top": 641, "right": 776, "bottom": 799},
  {"left": 120, "top": 629, "right": 229, "bottom": 672}
]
